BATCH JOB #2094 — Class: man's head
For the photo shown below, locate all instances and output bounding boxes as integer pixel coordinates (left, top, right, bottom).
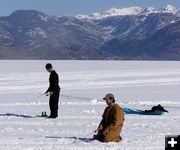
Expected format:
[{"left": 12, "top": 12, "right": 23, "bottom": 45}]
[
  {"left": 103, "top": 93, "right": 115, "bottom": 106},
  {"left": 45, "top": 63, "right": 53, "bottom": 73}
]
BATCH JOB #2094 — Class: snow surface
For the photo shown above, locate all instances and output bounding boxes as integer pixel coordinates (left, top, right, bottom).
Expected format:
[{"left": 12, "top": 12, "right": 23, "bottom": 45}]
[{"left": 0, "top": 60, "right": 180, "bottom": 150}]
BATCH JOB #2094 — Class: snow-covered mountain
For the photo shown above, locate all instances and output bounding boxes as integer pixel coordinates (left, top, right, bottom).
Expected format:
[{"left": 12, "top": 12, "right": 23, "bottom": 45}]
[
  {"left": 1, "top": 10, "right": 110, "bottom": 48},
  {"left": 77, "top": 5, "right": 179, "bottom": 20},
  {"left": 0, "top": 5, "right": 180, "bottom": 60},
  {"left": 161, "top": 5, "right": 178, "bottom": 14},
  {"left": 77, "top": 7, "right": 143, "bottom": 20}
]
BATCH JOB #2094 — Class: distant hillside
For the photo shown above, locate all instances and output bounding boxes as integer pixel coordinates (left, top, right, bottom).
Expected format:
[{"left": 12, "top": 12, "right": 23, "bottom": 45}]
[
  {"left": 100, "top": 20, "right": 180, "bottom": 60},
  {"left": 0, "top": 5, "right": 180, "bottom": 60}
]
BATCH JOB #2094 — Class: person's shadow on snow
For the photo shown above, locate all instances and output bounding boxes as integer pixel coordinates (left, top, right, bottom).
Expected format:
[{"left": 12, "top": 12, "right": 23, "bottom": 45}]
[
  {"left": 0, "top": 113, "right": 33, "bottom": 118},
  {"left": 46, "top": 136, "right": 94, "bottom": 143}
]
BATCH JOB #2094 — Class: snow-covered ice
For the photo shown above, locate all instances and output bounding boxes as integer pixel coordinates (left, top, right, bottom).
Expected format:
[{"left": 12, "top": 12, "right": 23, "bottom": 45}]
[{"left": 0, "top": 60, "right": 180, "bottom": 150}]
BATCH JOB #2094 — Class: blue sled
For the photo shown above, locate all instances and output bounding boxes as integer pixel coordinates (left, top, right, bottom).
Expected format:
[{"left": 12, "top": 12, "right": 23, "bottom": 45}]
[{"left": 123, "top": 108, "right": 165, "bottom": 115}]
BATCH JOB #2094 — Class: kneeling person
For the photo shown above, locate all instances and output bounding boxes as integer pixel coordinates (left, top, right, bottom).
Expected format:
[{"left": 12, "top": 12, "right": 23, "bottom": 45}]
[{"left": 94, "top": 93, "right": 124, "bottom": 142}]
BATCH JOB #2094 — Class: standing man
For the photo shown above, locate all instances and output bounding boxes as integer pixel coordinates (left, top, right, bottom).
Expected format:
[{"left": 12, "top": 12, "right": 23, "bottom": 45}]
[
  {"left": 45, "top": 63, "right": 60, "bottom": 118},
  {"left": 94, "top": 93, "right": 124, "bottom": 142}
]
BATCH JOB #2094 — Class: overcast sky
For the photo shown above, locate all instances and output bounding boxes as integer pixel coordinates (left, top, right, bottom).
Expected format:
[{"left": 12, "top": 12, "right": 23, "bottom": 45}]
[{"left": 0, "top": 0, "right": 180, "bottom": 16}]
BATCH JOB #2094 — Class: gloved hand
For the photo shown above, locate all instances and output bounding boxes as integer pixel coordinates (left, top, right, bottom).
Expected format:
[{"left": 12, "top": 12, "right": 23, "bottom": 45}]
[{"left": 44, "top": 92, "right": 53, "bottom": 96}]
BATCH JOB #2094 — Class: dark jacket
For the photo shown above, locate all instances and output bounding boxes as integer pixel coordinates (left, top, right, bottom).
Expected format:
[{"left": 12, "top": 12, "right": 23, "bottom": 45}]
[
  {"left": 45, "top": 70, "right": 60, "bottom": 93},
  {"left": 97, "top": 103, "right": 124, "bottom": 142}
]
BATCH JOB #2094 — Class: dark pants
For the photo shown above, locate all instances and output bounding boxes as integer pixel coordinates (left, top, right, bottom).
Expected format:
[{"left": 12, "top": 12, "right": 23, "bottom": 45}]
[
  {"left": 93, "top": 130, "right": 104, "bottom": 142},
  {"left": 49, "top": 89, "right": 60, "bottom": 117}
]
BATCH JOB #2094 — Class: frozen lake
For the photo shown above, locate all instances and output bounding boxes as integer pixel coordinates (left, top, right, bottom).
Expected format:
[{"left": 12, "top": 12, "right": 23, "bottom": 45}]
[{"left": 0, "top": 60, "right": 180, "bottom": 150}]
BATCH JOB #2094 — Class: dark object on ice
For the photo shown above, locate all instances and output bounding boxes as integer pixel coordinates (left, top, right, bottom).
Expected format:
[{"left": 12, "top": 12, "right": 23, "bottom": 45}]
[
  {"left": 145, "top": 104, "right": 168, "bottom": 113},
  {"left": 93, "top": 130, "right": 105, "bottom": 142},
  {"left": 123, "top": 104, "right": 168, "bottom": 115},
  {"left": 0, "top": 113, "right": 33, "bottom": 118},
  {"left": 41, "top": 111, "right": 48, "bottom": 118},
  {"left": 45, "top": 136, "right": 94, "bottom": 143}
]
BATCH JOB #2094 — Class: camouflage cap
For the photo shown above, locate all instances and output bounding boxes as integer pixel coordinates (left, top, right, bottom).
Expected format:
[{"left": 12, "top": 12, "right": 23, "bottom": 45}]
[{"left": 103, "top": 93, "right": 114, "bottom": 100}]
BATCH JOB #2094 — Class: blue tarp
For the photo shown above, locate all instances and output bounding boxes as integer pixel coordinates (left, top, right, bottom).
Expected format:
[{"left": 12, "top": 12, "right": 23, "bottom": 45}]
[{"left": 123, "top": 107, "right": 165, "bottom": 115}]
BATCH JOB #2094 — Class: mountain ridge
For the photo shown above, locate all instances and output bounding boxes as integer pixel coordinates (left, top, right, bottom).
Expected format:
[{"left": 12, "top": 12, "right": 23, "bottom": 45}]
[
  {"left": 0, "top": 5, "right": 180, "bottom": 60},
  {"left": 77, "top": 5, "right": 179, "bottom": 20}
]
